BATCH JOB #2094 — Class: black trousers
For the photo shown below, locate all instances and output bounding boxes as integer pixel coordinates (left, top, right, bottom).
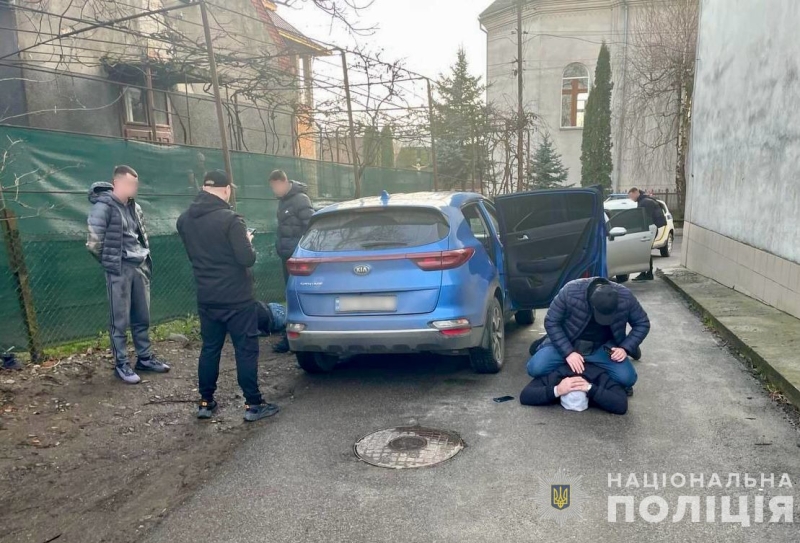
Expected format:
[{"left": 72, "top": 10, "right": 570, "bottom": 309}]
[
  {"left": 198, "top": 303, "right": 263, "bottom": 405},
  {"left": 281, "top": 258, "right": 289, "bottom": 285}
]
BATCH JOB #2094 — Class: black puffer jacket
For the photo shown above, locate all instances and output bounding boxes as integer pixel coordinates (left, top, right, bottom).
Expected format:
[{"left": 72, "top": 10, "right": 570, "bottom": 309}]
[
  {"left": 86, "top": 182, "right": 151, "bottom": 275},
  {"left": 637, "top": 194, "right": 667, "bottom": 228},
  {"left": 177, "top": 191, "right": 256, "bottom": 309},
  {"left": 540, "top": 278, "right": 650, "bottom": 358},
  {"left": 276, "top": 181, "right": 314, "bottom": 260},
  {"left": 519, "top": 363, "right": 628, "bottom": 415}
]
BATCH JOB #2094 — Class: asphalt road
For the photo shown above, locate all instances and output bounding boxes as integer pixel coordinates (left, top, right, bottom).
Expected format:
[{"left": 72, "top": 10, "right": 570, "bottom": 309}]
[{"left": 147, "top": 242, "right": 800, "bottom": 543}]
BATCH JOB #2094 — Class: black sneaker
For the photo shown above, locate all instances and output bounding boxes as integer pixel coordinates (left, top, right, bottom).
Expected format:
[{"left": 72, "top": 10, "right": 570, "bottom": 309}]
[
  {"left": 272, "top": 337, "right": 290, "bottom": 354},
  {"left": 625, "top": 387, "right": 634, "bottom": 397},
  {"left": 197, "top": 399, "right": 218, "bottom": 419},
  {"left": 632, "top": 272, "right": 654, "bottom": 282},
  {"left": 135, "top": 356, "right": 171, "bottom": 373},
  {"left": 244, "top": 403, "right": 280, "bottom": 422}
]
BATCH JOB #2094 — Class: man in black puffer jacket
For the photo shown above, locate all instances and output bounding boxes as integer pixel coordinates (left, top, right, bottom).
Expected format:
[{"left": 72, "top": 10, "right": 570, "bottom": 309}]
[
  {"left": 527, "top": 277, "right": 650, "bottom": 391},
  {"left": 268, "top": 169, "right": 314, "bottom": 353}
]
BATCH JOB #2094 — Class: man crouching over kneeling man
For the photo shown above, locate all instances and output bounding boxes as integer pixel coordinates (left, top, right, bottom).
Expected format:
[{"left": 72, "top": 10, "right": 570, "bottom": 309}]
[{"left": 527, "top": 277, "right": 650, "bottom": 396}]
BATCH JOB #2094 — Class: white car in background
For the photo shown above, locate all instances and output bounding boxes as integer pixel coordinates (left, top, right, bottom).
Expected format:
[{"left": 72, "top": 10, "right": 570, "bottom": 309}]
[
  {"left": 605, "top": 209, "right": 657, "bottom": 283},
  {"left": 604, "top": 197, "right": 676, "bottom": 257}
]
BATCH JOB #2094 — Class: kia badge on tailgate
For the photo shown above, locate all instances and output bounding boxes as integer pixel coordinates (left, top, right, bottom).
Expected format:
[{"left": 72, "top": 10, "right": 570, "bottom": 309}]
[{"left": 353, "top": 264, "right": 371, "bottom": 276}]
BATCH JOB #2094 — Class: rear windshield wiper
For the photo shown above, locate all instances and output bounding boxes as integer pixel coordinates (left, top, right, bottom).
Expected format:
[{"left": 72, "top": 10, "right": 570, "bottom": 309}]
[{"left": 360, "top": 241, "right": 409, "bottom": 248}]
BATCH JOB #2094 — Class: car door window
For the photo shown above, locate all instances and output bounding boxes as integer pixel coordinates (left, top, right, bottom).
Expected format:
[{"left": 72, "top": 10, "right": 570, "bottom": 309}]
[
  {"left": 608, "top": 208, "right": 648, "bottom": 234},
  {"left": 462, "top": 204, "right": 494, "bottom": 262},
  {"left": 482, "top": 201, "right": 501, "bottom": 234}
]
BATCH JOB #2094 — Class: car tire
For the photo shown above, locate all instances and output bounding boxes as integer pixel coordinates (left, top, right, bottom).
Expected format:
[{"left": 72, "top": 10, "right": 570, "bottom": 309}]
[
  {"left": 295, "top": 352, "right": 338, "bottom": 374},
  {"left": 514, "top": 310, "right": 535, "bottom": 326},
  {"left": 469, "top": 298, "right": 505, "bottom": 374},
  {"left": 660, "top": 231, "right": 674, "bottom": 257},
  {"left": 616, "top": 274, "right": 629, "bottom": 283}
]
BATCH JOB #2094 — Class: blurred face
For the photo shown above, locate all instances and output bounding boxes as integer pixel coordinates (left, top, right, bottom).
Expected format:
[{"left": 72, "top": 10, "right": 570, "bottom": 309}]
[
  {"left": 628, "top": 190, "right": 640, "bottom": 202},
  {"left": 269, "top": 177, "right": 290, "bottom": 198},
  {"left": 113, "top": 172, "right": 139, "bottom": 200}
]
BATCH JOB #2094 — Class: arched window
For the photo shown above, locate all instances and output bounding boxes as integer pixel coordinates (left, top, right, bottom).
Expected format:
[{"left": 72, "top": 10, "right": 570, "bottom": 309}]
[{"left": 561, "top": 63, "right": 589, "bottom": 128}]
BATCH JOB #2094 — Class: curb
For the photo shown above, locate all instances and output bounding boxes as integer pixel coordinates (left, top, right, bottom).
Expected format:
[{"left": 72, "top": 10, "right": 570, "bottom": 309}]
[{"left": 661, "top": 273, "right": 800, "bottom": 410}]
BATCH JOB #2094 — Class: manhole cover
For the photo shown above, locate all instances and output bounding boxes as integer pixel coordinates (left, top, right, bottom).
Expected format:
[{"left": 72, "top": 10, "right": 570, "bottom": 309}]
[{"left": 354, "top": 426, "right": 464, "bottom": 469}]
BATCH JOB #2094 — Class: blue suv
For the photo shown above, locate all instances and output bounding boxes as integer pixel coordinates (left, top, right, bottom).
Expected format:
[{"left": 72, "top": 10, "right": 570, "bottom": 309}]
[{"left": 285, "top": 189, "right": 607, "bottom": 374}]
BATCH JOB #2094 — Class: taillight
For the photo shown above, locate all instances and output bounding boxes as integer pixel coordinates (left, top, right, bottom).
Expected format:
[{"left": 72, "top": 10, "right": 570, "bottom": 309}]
[
  {"left": 410, "top": 248, "right": 475, "bottom": 271},
  {"left": 286, "top": 259, "right": 318, "bottom": 276}
]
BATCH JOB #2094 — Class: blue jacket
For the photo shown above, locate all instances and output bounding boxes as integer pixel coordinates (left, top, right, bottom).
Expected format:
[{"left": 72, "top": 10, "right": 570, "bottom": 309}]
[
  {"left": 540, "top": 278, "right": 650, "bottom": 358},
  {"left": 86, "top": 182, "right": 151, "bottom": 275}
]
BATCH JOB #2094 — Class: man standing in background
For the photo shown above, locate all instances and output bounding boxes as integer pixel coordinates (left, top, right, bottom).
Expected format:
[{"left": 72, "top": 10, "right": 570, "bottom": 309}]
[
  {"left": 268, "top": 169, "right": 314, "bottom": 353},
  {"left": 177, "top": 170, "right": 279, "bottom": 422},
  {"left": 87, "top": 165, "right": 170, "bottom": 384},
  {"left": 628, "top": 187, "right": 667, "bottom": 281}
]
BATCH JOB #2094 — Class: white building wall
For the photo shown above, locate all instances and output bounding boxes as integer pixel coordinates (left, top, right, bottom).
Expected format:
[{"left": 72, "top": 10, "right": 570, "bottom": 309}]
[
  {"left": 683, "top": 0, "right": 800, "bottom": 318},
  {"left": 482, "top": 0, "right": 676, "bottom": 192}
]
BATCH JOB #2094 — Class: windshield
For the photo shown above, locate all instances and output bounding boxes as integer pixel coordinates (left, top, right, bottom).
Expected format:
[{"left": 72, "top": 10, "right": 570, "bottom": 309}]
[{"left": 300, "top": 208, "right": 449, "bottom": 252}]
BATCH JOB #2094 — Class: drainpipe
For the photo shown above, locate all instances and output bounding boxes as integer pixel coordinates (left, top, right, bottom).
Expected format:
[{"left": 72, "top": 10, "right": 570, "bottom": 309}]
[{"left": 614, "top": 0, "right": 630, "bottom": 193}]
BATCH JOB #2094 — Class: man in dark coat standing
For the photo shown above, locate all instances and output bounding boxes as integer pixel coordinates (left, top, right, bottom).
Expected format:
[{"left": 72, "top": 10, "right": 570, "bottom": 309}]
[
  {"left": 268, "top": 169, "right": 314, "bottom": 353},
  {"left": 527, "top": 277, "right": 650, "bottom": 392},
  {"left": 628, "top": 187, "right": 667, "bottom": 281},
  {"left": 177, "top": 170, "right": 279, "bottom": 422},
  {"left": 86, "top": 165, "right": 170, "bottom": 384}
]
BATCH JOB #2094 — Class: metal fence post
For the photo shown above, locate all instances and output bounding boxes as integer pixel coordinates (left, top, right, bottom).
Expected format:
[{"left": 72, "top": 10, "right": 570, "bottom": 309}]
[{"left": 0, "top": 208, "right": 42, "bottom": 362}]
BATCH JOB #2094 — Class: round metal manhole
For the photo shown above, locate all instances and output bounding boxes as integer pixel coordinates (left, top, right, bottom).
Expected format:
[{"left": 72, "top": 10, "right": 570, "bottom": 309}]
[{"left": 354, "top": 426, "right": 464, "bottom": 469}]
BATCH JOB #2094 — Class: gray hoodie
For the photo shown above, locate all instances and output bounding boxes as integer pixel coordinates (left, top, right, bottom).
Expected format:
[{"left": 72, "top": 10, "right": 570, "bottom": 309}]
[{"left": 87, "top": 182, "right": 150, "bottom": 274}]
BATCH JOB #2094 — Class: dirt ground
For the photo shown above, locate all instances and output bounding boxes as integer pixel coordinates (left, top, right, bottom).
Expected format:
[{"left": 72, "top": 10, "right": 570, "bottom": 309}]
[{"left": 0, "top": 335, "right": 302, "bottom": 543}]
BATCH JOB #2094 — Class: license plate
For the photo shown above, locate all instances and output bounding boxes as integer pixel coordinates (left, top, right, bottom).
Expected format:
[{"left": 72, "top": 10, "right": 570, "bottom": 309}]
[{"left": 336, "top": 296, "right": 397, "bottom": 313}]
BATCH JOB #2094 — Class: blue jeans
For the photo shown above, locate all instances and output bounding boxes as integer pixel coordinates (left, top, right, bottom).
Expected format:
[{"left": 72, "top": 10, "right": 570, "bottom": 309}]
[{"left": 527, "top": 343, "right": 638, "bottom": 388}]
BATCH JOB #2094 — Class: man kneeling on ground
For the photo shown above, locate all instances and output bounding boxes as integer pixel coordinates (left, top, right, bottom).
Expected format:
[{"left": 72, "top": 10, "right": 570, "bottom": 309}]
[
  {"left": 520, "top": 363, "right": 628, "bottom": 414},
  {"left": 257, "top": 301, "right": 286, "bottom": 337},
  {"left": 527, "top": 277, "right": 650, "bottom": 394}
]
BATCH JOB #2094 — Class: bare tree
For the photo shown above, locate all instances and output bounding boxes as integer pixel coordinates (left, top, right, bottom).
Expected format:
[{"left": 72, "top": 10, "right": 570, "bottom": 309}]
[{"left": 624, "top": 0, "right": 698, "bottom": 212}]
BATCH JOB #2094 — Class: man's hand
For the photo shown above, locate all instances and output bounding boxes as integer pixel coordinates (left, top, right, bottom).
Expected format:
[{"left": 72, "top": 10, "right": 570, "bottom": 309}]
[
  {"left": 247, "top": 231, "right": 254, "bottom": 244},
  {"left": 566, "top": 352, "right": 585, "bottom": 374},
  {"left": 610, "top": 347, "right": 627, "bottom": 363},
  {"left": 556, "top": 376, "right": 590, "bottom": 397}
]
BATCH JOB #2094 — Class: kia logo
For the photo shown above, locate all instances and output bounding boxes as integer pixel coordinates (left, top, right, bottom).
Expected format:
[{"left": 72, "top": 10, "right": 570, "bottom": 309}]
[{"left": 353, "top": 264, "right": 371, "bottom": 276}]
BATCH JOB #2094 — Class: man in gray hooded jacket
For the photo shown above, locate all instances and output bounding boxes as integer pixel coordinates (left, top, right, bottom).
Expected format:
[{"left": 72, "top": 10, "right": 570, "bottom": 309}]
[{"left": 87, "top": 165, "right": 170, "bottom": 384}]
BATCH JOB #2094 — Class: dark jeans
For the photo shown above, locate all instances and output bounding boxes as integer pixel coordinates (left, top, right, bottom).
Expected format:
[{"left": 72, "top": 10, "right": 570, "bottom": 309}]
[
  {"left": 527, "top": 343, "right": 638, "bottom": 388},
  {"left": 198, "top": 303, "right": 263, "bottom": 405},
  {"left": 106, "top": 262, "right": 152, "bottom": 366}
]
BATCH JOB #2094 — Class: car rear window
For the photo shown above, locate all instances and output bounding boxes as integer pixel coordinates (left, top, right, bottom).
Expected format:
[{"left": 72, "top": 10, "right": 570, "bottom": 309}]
[{"left": 300, "top": 208, "right": 449, "bottom": 252}]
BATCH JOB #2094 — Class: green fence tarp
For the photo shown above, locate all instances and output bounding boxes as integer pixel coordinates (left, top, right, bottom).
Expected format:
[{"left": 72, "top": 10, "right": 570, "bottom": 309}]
[{"left": 0, "top": 126, "right": 433, "bottom": 348}]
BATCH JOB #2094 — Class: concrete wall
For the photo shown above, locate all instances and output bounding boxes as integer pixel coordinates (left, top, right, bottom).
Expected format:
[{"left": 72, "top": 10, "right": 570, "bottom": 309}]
[
  {"left": 482, "top": 0, "right": 677, "bottom": 192},
  {"left": 683, "top": 0, "right": 800, "bottom": 318}
]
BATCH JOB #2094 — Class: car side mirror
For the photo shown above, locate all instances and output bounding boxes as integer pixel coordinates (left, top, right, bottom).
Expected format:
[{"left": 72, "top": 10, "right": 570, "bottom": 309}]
[{"left": 608, "top": 226, "right": 627, "bottom": 240}]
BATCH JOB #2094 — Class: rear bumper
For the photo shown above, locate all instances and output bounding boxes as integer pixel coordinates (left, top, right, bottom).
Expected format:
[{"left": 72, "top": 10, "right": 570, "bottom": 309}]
[{"left": 288, "top": 326, "right": 485, "bottom": 354}]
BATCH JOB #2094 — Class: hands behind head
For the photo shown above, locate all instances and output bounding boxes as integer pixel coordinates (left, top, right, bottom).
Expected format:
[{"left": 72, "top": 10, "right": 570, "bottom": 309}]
[{"left": 556, "top": 376, "right": 590, "bottom": 397}]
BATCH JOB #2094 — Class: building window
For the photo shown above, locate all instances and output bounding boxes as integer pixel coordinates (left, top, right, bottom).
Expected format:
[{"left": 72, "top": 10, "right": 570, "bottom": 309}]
[
  {"left": 561, "top": 63, "right": 589, "bottom": 128},
  {"left": 122, "top": 86, "right": 173, "bottom": 143},
  {"left": 123, "top": 86, "right": 170, "bottom": 126}
]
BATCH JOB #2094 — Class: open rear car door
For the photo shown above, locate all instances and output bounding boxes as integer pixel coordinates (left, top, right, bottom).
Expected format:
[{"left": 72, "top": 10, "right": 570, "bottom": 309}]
[{"left": 494, "top": 188, "right": 606, "bottom": 309}]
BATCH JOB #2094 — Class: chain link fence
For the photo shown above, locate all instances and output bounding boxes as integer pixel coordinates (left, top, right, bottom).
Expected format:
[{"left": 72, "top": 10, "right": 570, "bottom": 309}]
[{"left": 0, "top": 126, "right": 434, "bottom": 356}]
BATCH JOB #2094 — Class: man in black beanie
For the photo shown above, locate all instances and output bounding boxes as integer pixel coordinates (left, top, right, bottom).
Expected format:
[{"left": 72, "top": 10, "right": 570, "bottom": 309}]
[
  {"left": 526, "top": 277, "right": 650, "bottom": 393},
  {"left": 177, "top": 170, "right": 279, "bottom": 422}
]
